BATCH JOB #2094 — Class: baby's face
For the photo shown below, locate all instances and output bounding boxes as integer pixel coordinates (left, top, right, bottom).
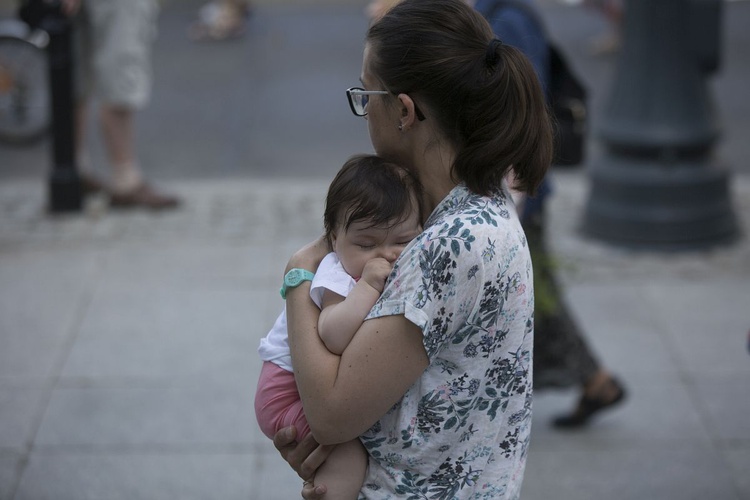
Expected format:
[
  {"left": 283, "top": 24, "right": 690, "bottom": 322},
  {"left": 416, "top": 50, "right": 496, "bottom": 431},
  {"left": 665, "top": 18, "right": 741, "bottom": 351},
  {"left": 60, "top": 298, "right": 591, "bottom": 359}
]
[{"left": 332, "top": 209, "right": 421, "bottom": 279}]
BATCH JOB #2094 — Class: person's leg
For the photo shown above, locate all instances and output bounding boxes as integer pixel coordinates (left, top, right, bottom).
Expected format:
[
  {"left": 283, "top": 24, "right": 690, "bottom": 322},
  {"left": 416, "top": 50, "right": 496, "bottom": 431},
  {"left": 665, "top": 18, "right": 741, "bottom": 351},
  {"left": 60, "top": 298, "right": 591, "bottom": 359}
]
[
  {"left": 98, "top": 104, "right": 142, "bottom": 192},
  {"left": 74, "top": 100, "right": 104, "bottom": 193},
  {"left": 532, "top": 247, "right": 601, "bottom": 389},
  {"left": 526, "top": 202, "right": 600, "bottom": 386},
  {"left": 311, "top": 439, "right": 368, "bottom": 500},
  {"left": 71, "top": 3, "right": 107, "bottom": 194},
  {"left": 87, "top": 0, "right": 178, "bottom": 208},
  {"left": 255, "top": 361, "right": 311, "bottom": 440},
  {"left": 525, "top": 198, "right": 625, "bottom": 427}
]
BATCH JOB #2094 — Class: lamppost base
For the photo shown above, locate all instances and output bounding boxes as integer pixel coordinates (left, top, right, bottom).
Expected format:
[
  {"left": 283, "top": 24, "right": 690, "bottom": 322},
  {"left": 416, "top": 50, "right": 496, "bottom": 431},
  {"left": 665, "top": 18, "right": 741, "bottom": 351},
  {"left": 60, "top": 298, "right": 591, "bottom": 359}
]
[
  {"left": 48, "top": 168, "right": 82, "bottom": 213},
  {"left": 583, "top": 155, "right": 739, "bottom": 251}
]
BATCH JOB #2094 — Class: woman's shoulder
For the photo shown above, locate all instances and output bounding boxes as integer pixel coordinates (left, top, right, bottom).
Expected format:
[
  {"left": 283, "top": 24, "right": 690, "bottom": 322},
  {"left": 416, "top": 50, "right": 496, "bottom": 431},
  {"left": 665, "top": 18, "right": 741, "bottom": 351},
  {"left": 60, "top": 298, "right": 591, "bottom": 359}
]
[
  {"left": 410, "top": 186, "right": 528, "bottom": 281},
  {"left": 424, "top": 185, "right": 516, "bottom": 236}
]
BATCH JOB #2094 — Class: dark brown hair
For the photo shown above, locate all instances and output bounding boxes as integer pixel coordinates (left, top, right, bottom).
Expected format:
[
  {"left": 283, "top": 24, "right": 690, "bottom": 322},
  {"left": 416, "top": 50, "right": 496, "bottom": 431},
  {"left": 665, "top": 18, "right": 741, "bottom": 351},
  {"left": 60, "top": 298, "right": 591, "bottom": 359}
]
[
  {"left": 366, "top": 0, "right": 553, "bottom": 196},
  {"left": 324, "top": 154, "right": 422, "bottom": 244}
]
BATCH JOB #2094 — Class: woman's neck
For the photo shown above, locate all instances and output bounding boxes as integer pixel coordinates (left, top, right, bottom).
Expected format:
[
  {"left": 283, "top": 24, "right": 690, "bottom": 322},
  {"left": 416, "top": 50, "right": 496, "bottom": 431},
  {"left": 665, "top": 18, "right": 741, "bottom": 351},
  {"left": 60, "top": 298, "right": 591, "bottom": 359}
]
[{"left": 411, "top": 141, "right": 458, "bottom": 218}]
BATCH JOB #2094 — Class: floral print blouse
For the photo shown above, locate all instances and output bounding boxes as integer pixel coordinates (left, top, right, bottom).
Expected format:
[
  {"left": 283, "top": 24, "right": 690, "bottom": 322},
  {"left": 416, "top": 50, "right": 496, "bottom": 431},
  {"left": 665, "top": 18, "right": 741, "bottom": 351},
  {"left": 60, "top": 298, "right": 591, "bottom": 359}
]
[{"left": 360, "top": 184, "right": 534, "bottom": 499}]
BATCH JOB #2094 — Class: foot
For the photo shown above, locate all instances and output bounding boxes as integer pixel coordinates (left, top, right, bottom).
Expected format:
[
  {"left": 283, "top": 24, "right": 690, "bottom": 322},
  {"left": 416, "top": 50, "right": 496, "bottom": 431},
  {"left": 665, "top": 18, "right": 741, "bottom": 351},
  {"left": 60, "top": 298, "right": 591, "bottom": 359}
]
[
  {"left": 109, "top": 182, "right": 181, "bottom": 210},
  {"left": 188, "top": 1, "right": 251, "bottom": 41},
  {"left": 79, "top": 172, "right": 109, "bottom": 195},
  {"left": 553, "top": 375, "right": 626, "bottom": 428}
]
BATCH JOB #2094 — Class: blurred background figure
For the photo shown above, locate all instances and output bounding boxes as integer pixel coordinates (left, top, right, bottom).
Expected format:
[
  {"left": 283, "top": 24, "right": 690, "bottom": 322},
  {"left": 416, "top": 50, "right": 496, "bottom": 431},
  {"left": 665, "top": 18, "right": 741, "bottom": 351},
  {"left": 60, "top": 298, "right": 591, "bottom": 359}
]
[
  {"left": 474, "top": 0, "right": 626, "bottom": 429},
  {"left": 583, "top": 0, "right": 623, "bottom": 54},
  {"left": 561, "top": 0, "right": 624, "bottom": 55},
  {"left": 61, "top": 0, "right": 180, "bottom": 209},
  {"left": 364, "top": 0, "right": 401, "bottom": 22},
  {"left": 188, "top": 0, "right": 252, "bottom": 41}
]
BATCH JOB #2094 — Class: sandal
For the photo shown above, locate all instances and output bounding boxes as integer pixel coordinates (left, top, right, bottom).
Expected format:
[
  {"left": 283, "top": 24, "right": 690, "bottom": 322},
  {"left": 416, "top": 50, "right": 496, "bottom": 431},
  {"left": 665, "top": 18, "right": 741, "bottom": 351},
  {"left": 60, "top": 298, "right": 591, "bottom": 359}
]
[
  {"left": 109, "top": 182, "right": 181, "bottom": 210},
  {"left": 553, "top": 376, "right": 626, "bottom": 428}
]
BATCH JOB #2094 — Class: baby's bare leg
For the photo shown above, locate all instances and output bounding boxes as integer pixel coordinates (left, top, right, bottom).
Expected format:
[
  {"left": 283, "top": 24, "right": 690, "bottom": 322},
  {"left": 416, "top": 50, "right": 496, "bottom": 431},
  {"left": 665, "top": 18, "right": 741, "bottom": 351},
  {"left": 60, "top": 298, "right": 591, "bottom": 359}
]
[{"left": 313, "top": 439, "right": 367, "bottom": 500}]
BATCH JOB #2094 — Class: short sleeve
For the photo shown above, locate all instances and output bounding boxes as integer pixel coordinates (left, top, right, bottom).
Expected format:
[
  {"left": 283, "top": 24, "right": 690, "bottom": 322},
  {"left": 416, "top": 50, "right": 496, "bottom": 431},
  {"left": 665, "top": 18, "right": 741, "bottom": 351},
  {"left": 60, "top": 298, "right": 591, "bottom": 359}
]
[{"left": 310, "top": 253, "right": 356, "bottom": 308}]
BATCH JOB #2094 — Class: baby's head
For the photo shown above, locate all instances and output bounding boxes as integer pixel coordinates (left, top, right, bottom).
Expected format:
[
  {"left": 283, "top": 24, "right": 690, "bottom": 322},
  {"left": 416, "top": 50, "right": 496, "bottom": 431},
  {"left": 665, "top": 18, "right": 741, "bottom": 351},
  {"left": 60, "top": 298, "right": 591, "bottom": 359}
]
[{"left": 324, "top": 154, "right": 423, "bottom": 278}]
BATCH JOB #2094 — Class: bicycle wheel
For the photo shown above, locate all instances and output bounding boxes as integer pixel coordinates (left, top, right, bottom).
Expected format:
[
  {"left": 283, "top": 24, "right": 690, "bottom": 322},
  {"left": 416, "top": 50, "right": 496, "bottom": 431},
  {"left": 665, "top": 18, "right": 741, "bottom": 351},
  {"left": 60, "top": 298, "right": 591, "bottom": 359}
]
[{"left": 0, "top": 35, "right": 49, "bottom": 144}]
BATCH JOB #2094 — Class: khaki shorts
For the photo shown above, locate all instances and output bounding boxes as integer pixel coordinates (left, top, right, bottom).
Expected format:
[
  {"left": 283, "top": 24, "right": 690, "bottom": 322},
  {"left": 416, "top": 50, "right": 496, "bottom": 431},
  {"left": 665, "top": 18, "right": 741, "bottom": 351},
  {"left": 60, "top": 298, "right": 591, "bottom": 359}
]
[{"left": 74, "top": 0, "right": 159, "bottom": 108}]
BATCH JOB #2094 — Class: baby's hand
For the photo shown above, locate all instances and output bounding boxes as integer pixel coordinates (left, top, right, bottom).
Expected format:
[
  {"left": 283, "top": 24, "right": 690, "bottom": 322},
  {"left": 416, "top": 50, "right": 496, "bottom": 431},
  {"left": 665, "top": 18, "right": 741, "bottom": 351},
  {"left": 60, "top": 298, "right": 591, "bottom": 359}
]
[{"left": 360, "top": 258, "right": 393, "bottom": 293}]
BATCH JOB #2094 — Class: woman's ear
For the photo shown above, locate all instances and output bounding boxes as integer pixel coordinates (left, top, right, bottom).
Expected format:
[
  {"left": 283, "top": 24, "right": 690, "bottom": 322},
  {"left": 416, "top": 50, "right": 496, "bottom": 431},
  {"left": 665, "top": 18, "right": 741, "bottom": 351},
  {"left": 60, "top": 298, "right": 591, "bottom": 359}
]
[{"left": 397, "top": 93, "right": 419, "bottom": 131}]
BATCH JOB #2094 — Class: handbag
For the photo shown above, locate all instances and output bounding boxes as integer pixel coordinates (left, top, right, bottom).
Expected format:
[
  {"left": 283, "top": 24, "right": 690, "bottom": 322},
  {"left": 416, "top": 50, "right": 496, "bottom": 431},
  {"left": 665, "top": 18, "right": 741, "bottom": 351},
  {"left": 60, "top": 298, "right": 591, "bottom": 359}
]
[{"left": 547, "top": 43, "right": 587, "bottom": 165}]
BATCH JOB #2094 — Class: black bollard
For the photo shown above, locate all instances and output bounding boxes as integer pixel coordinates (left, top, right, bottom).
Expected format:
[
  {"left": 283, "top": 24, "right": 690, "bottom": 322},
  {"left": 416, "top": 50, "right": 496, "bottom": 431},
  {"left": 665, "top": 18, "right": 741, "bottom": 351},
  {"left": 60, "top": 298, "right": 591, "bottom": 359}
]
[
  {"left": 582, "top": 0, "right": 738, "bottom": 250},
  {"left": 41, "top": 1, "right": 81, "bottom": 213}
]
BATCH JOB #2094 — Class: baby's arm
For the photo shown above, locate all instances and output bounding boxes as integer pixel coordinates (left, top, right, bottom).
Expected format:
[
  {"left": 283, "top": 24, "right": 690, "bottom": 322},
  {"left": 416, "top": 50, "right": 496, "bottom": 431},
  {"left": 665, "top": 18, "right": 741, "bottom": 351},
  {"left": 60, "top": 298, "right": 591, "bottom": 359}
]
[{"left": 318, "top": 258, "right": 392, "bottom": 355}]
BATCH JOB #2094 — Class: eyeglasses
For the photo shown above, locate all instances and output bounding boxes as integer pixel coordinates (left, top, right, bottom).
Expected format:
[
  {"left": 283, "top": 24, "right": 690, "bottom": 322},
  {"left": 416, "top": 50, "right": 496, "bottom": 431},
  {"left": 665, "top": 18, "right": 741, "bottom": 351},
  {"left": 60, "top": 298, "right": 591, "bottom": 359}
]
[
  {"left": 346, "top": 87, "right": 426, "bottom": 121},
  {"left": 346, "top": 87, "right": 389, "bottom": 117}
]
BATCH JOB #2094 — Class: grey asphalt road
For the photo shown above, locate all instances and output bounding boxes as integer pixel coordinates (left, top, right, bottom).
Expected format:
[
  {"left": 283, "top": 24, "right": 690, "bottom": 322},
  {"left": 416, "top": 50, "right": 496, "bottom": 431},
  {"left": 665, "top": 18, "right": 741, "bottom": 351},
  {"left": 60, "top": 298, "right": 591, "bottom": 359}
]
[{"left": 1, "top": 0, "right": 749, "bottom": 184}]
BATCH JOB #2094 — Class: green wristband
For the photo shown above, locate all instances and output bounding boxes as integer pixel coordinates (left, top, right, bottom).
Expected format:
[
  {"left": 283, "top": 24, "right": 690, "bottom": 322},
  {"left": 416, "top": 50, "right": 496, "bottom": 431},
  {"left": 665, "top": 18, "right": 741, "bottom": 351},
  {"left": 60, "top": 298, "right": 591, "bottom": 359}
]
[{"left": 280, "top": 268, "right": 315, "bottom": 300}]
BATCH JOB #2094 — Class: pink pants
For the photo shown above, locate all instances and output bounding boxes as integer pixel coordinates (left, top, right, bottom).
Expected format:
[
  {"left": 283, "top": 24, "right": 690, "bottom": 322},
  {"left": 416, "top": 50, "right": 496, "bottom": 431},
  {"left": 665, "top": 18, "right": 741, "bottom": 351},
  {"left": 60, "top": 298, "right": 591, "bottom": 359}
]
[{"left": 254, "top": 361, "right": 311, "bottom": 440}]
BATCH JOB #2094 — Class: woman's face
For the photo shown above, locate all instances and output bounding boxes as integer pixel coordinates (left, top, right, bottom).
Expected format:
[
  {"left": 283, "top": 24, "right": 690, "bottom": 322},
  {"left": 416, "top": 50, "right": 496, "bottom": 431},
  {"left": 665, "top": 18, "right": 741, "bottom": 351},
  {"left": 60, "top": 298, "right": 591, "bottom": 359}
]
[{"left": 361, "top": 44, "right": 402, "bottom": 162}]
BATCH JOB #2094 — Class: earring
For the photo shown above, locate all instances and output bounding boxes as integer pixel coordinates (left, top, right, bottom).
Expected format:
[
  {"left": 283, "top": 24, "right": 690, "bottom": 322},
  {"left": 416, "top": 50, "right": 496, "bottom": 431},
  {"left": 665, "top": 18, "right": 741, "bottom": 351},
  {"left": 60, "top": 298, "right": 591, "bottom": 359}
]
[{"left": 398, "top": 124, "right": 403, "bottom": 131}]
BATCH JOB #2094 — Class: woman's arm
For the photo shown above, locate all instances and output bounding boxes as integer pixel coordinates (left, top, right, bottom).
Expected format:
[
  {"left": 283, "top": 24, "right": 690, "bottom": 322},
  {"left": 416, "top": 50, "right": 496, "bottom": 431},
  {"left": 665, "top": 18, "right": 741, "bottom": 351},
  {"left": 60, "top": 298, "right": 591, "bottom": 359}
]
[
  {"left": 318, "top": 257, "right": 392, "bottom": 354},
  {"left": 286, "top": 284, "right": 429, "bottom": 445}
]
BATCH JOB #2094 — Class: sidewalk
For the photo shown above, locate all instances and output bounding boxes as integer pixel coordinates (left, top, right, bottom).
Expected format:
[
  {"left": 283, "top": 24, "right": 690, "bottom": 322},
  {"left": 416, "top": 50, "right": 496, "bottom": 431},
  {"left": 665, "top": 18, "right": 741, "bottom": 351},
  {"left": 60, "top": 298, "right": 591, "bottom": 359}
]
[{"left": 1, "top": 170, "right": 748, "bottom": 500}]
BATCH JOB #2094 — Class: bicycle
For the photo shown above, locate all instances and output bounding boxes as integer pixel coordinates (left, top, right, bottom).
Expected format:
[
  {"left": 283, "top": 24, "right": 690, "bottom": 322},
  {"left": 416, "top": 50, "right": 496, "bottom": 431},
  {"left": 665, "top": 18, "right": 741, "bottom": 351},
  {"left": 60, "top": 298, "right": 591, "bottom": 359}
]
[{"left": 0, "top": 18, "right": 50, "bottom": 144}]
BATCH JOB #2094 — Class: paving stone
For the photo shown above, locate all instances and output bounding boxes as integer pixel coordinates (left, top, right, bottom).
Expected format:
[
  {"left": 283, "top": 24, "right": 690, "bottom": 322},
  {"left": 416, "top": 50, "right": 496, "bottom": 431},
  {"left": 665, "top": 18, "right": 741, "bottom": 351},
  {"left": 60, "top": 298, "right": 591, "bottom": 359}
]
[
  {"left": 34, "top": 381, "right": 256, "bottom": 448},
  {"left": 15, "top": 452, "right": 256, "bottom": 500},
  {"left": 523, "top": 446, "right": 741, "bottom": 500}
]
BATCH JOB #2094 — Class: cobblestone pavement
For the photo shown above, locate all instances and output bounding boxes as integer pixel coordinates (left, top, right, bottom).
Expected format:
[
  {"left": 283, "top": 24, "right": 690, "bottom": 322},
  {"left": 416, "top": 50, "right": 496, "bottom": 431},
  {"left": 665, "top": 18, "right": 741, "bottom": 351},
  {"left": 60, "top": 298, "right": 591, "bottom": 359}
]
[
  {"left": 546, "top": 173, "right": 750, "bottom": 284},
  {"left": 3, "top": 173, "right": 748, "bottom": 283}
]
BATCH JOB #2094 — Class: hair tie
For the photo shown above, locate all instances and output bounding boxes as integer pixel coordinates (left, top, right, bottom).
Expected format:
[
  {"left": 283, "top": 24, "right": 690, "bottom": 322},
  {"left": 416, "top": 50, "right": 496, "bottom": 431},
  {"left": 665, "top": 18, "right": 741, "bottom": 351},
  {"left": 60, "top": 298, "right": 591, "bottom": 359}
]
[{"left": 485, "top": 38, "right": 503, "bottom": 67}]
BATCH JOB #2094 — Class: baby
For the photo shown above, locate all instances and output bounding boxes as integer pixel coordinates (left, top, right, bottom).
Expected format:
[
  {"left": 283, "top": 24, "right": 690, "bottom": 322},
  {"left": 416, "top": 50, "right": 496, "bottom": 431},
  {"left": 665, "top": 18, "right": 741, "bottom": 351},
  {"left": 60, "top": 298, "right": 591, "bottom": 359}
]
[{"left": 255, "top": 154, "right": 423, "bottom": 498}]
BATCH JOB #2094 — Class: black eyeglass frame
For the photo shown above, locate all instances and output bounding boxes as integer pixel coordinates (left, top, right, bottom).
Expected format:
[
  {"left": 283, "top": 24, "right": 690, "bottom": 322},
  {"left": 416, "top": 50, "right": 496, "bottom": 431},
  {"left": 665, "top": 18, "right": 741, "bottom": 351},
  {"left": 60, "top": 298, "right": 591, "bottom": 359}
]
[{"left": 346, "top": 87, "right": 426, "bottom": 121}]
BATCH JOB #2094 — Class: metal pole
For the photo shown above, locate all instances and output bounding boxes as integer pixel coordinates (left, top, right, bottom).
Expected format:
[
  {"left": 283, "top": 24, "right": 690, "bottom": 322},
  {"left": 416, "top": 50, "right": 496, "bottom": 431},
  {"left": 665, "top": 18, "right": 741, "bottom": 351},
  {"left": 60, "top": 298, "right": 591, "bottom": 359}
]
[
  {"left": 582, "top": 0, "right": 738, "bottom": 250},
  {"left": 43, "top": 2, "right": 81, "bottom": 213}
]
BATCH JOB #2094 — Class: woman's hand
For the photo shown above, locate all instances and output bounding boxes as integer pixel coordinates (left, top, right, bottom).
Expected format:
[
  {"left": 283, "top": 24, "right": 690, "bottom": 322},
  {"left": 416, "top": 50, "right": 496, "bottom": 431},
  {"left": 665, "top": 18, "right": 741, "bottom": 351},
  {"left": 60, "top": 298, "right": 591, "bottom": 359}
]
[
  {"left": 286, "top": 235, "right": 330, "bottom": 276},
  {"left": 273, "top": 426, "right": 333, "bottom": 498},
  {"left": 301, "top": 480, "right": 327, "bottom": 500}
]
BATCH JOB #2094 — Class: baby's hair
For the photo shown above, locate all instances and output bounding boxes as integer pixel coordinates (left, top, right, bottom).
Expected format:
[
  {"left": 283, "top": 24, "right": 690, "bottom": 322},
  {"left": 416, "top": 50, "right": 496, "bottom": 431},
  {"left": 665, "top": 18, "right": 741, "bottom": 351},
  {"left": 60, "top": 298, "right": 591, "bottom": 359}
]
[{"left": 324, "top": 154, "right": 422, "bottom": 244}]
